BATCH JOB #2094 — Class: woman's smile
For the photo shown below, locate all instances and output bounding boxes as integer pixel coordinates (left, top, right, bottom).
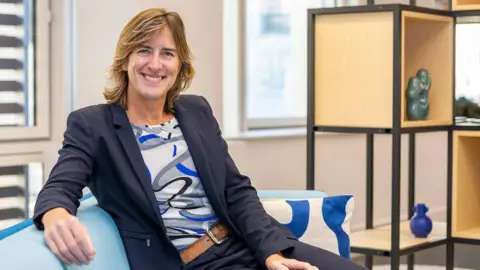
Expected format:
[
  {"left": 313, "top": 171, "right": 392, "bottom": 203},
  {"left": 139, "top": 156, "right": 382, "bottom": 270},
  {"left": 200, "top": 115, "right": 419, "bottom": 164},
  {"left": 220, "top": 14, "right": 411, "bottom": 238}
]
[{"left": 141, "top": 72, "right": 168, "bottom": 84}]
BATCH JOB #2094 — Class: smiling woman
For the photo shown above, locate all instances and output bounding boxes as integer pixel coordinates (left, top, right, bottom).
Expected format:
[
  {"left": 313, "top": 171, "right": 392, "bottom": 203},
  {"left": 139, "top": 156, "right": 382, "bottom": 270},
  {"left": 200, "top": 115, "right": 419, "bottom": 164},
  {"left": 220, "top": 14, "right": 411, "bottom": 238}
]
[
  {"left": 32, "top": 7, "right": 366, "bottom": 270},
  {"left": 103, "top": 8, "right": 195, "bottom": 116}
]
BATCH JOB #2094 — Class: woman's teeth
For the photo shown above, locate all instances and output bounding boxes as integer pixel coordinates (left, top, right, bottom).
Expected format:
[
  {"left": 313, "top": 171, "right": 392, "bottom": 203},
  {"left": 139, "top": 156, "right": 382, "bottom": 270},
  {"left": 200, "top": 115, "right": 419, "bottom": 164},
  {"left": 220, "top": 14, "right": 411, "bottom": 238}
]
[{"left": 144, "top": 74, "right": 165, "bottom": 82}]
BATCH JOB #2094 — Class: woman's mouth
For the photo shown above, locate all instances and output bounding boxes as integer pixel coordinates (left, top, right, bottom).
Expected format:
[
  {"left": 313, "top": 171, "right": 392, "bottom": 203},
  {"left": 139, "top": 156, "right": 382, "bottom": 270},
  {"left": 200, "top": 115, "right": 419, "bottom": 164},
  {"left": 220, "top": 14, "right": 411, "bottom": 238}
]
[{"left": 142, "top": 74, "right": 167, "bottom": 82}]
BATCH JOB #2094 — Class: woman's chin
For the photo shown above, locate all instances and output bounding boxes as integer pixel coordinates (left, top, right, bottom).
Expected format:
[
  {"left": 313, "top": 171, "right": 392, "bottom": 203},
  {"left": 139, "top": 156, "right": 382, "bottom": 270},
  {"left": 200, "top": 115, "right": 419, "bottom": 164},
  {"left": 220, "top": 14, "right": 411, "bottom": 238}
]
[{"left": 140, "top": 91, "right": 168, "bottom": 101}]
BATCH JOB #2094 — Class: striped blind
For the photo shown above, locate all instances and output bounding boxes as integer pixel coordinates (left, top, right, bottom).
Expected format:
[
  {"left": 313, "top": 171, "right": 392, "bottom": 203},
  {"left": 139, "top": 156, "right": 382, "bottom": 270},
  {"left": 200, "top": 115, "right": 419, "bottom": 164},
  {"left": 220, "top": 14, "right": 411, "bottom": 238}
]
[
  {"left": 0, "top": 165, "right": 27, "bottom": 229},
  {"left": 0, "top": 0, "right": 32, "bottom": 127},
  {"left": 0, "top": 160, "right": 43, "bottom": 229}
]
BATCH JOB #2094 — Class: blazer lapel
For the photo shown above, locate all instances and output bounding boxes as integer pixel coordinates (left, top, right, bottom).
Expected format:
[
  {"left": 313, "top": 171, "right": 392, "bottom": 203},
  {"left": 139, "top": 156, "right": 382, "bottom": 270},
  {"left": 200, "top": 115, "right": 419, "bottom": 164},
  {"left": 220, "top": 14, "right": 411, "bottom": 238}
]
[
  {"left": 174, "top": 102, "right": 229, "bottom": 222},
  {"left": 110, "top": 105, "right": 166, "bottom": 229}
]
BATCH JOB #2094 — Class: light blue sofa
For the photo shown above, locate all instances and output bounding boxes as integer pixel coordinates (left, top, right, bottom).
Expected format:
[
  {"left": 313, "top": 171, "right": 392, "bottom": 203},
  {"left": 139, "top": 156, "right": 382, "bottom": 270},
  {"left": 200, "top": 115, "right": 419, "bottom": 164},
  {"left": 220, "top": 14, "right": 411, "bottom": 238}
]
[{"left": 0, "top": 190, "right": 350, "bottom": 270}]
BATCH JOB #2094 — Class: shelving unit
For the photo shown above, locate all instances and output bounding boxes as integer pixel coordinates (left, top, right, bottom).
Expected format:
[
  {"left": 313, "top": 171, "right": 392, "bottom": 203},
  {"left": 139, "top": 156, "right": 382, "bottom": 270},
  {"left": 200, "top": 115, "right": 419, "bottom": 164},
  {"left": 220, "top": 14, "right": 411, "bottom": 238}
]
[
  {"left": 350, "top": 220, "right": 447, "bottom": 255},
  {"left": 401, "top": 11, "right": 453, "bottom": 128},
  {"left": 306, "top": 3, "right": 468, "bottom": 270},
  {"left": 452, "top": 0, "right": 480, "bottom": 11},
  {"left": 305, "top": 0, "right": 480, "bottom": 266},
  {"left": 313, "top": 6, "right": 453, "bottom": 132},
  {"left": 451, "top": 131, "right": 480, "bottom": 243}
]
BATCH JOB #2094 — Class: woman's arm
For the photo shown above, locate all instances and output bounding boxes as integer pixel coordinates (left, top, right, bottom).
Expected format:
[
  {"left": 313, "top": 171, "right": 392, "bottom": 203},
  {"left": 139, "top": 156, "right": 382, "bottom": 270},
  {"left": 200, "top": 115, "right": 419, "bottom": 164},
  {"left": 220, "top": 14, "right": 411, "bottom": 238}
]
[{"left": 33, "top": 109, "right": 97, "bottom": 230}]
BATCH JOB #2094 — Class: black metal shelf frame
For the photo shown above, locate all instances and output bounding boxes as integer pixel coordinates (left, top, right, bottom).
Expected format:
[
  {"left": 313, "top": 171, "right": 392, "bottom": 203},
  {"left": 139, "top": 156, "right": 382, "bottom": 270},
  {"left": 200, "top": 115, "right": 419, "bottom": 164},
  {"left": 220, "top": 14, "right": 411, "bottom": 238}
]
[{"left": 304, "top": 3, "right": 472, "bottom": 270}]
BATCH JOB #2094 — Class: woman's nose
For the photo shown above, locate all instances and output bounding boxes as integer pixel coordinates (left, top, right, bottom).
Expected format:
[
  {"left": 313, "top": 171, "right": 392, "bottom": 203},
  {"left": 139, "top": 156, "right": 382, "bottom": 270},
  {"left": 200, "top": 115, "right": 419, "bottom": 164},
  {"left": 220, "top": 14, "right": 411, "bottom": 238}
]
[{"left": 149, "top": 56, "right": 163, "bottom": 71}]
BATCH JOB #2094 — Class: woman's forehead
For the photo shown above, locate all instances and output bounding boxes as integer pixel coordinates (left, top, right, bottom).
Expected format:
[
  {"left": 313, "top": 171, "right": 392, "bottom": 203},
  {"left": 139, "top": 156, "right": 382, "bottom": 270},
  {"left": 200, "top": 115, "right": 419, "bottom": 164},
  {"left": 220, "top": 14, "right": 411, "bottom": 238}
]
[{"left": 142, "top": 28, "right": 176, "bottom": 48}]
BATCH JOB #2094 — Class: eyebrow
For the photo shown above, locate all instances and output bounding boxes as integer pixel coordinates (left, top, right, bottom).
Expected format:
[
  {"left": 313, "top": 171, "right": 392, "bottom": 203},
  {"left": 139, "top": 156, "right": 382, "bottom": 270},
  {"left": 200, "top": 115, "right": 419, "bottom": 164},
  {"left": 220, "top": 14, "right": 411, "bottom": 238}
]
[
  {"left": 163, "top": 47, "right": 176, "bottom": 53},
  {"left": 139, "top": 45, "right": 176, "bottom": 52}
]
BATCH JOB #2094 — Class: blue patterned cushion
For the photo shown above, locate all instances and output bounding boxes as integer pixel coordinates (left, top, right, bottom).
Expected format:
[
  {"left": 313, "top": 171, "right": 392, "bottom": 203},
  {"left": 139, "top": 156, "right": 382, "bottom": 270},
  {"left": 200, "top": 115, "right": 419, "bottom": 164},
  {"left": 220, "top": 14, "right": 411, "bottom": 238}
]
[{"left": 257, "top": 191, "right": 354, "bottom": 259}]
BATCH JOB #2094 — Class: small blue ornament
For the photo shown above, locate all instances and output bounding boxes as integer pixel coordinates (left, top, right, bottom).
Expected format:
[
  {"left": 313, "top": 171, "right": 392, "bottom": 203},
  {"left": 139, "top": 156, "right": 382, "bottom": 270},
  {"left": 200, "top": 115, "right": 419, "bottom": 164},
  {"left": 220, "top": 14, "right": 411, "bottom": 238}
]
[{"left": 410, "top": 203, "right": 433, "bottom": 238}]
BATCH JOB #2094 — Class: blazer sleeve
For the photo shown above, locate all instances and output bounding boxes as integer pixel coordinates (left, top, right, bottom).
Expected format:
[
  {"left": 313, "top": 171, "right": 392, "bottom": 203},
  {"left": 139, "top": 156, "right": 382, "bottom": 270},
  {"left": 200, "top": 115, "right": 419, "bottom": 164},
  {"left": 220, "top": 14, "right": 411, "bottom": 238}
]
[
  {"left": 199, "top": 96, "right": 295, "bottom": 265},
  {"left": 32, "top": 109, "right": 97, "bottom": 230}
]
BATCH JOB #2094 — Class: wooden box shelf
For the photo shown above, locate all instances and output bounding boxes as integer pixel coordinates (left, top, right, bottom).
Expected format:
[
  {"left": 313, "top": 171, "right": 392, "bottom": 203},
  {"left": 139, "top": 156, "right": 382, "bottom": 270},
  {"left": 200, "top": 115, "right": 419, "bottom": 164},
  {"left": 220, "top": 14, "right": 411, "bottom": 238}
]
[
  {"left": 452, "top": 131, "right": 480, "bottom": 240},
  {"left": 313, "top": 6, "right": 453, "bottom": 130},
  {"left": 350, "top": 221, "right": 447, "bottom": 255},
  {"left": 452, "top": 0, "right": 480, "bottom": 11},
  {"left": 401, "top": 11, "right": 453, "bottom": 128}
]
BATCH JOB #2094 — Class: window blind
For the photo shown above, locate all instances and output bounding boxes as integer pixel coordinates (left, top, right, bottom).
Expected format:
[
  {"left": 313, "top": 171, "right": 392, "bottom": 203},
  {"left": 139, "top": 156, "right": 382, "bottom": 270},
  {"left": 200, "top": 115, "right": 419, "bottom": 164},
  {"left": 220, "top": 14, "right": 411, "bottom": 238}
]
[
  {"left": 0, "top": 165, "right": 26, "bottom": 229},
  {"left": 0, "top": 0, "right": 30, "bottom": 126}
]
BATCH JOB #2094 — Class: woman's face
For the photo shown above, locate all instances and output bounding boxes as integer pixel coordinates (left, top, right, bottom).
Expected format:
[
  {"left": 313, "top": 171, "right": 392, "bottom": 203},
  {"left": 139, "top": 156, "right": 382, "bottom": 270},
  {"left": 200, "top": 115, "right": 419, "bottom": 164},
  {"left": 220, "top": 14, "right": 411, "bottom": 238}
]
[{"left": 126, "top": 27, "right": 180, "bottom": 102}]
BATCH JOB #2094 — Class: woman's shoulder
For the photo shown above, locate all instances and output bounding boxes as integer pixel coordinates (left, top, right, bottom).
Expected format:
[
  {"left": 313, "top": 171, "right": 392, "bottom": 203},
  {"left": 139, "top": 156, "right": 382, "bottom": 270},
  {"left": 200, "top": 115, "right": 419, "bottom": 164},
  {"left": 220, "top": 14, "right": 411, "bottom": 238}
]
[
  {"left": 71, "top": 103, "right": 111, "bottom": 119},
  {"left": 176, "top": 94, "right": 213, "bottom": 113},
  {"left": 177, "top": 94, "right": 203, "bottom": 105},
  {"left": 66, "top": 103, "right": 113, "bottom": 127}
]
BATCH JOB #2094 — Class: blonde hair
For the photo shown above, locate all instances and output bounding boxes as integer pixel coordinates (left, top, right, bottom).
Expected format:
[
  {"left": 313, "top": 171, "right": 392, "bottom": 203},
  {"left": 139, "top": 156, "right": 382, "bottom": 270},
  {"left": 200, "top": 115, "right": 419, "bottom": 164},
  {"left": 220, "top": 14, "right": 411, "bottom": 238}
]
[{"left": 103, "top": 8, "right": 195, "bottom": 113}]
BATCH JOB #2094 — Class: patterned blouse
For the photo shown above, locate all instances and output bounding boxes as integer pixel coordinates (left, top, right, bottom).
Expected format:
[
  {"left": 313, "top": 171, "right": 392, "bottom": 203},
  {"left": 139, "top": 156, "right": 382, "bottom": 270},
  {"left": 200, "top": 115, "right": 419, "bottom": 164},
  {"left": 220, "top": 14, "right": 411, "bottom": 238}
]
[{"left": 131, "top": 117, "right": 218, "bottom": 251}]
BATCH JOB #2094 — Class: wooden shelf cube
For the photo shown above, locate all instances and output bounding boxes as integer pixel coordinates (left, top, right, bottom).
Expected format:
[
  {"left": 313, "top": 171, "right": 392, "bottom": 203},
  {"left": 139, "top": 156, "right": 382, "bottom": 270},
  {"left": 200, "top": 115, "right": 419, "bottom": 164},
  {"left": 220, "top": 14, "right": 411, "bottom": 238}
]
[
  {"left": 350, "top": 220, "right": 447, "bottom": 255},
  {"left": 452, "top": 131, "right": 480, "bottom": 240},
  {"left": 312, "top": 5, "right": 453, "bottom": 129},
  {"left": 452, "top": 0, "right": 480, "bottom": 11}
]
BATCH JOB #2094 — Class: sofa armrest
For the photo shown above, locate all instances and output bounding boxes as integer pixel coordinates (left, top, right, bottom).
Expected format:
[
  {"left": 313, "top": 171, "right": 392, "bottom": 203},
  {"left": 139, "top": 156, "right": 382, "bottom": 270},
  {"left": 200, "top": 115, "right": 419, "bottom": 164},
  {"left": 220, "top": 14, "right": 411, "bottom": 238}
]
[{"left": 0, "top": 195, "right": 129, "bottom": 270}]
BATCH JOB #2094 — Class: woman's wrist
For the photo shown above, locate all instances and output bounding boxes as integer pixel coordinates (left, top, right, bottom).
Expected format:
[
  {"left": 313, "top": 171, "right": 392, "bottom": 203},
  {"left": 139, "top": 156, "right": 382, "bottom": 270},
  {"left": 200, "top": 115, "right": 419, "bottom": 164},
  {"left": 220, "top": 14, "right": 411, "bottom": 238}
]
[{"left": 265, "top": 252, "right": 285, "bottom": 266}]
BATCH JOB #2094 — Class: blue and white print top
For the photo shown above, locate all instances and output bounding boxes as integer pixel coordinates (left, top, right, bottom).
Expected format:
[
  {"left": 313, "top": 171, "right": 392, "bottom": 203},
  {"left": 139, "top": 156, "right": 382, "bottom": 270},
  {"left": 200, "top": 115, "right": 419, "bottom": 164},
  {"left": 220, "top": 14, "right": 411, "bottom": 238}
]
[{"left": 131, "top": 117, "right": 219, "bottom": 251}]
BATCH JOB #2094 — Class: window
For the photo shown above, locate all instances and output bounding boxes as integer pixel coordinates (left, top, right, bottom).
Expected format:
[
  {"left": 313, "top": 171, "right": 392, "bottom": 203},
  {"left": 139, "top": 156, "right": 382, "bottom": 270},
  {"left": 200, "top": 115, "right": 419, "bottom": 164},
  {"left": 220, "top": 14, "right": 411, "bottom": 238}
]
[
  {"left": 223, "top": 0, "right": 363, "bottom": 134},
  {"left": 0, "top": 154, "right": 43, "bottom": 230},
  {"left": 455, "top": 19, "right": 480, "bottom": 104},
  {"left": 242, "top": 0, "right": 361, "bottom": 130},
  {"left": 0, "top": 0, "right": 50, "bottom": 141}
]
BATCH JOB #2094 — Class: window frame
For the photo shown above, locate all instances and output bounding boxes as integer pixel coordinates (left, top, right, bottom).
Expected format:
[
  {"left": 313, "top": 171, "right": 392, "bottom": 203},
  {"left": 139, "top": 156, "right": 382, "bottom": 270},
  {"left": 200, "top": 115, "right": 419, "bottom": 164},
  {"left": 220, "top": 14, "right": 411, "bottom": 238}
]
[{"left": 0, "top": 0, "right": 51, "bottom": 141}]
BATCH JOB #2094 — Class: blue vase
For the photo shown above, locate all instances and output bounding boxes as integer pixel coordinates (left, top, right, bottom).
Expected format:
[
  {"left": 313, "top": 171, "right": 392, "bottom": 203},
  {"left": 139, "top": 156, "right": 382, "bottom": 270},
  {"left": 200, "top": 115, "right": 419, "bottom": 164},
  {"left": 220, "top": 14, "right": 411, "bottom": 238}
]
[{"left": 410, "top": 203, "right": 433, "bottom": 238}]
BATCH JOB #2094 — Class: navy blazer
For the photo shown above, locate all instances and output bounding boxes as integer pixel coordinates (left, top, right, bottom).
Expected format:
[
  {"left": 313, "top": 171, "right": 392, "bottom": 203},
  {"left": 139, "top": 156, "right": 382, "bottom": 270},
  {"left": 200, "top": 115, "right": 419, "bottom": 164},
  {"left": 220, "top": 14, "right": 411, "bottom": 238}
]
[{"left": 33, "top": 95, "right": 296, "bottom": 270}]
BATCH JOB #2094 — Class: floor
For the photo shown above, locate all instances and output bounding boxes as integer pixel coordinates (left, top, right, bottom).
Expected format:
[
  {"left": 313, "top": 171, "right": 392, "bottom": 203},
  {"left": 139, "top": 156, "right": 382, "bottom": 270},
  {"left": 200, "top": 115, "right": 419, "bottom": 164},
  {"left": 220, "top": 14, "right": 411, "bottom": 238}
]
[{"left": 352, "top": 244, "right": 480, "bottom": 270}]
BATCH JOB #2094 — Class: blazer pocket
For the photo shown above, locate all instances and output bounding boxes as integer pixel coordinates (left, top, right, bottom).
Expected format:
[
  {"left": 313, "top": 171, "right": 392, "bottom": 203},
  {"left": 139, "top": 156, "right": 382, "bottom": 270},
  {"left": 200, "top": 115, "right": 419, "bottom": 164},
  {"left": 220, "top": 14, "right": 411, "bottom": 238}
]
[
  {"left": 118, "top": 229, "right": 161, "bottom": 268},
  {"left": 118, "top": 229, "right": 153, "bottom": 247}
]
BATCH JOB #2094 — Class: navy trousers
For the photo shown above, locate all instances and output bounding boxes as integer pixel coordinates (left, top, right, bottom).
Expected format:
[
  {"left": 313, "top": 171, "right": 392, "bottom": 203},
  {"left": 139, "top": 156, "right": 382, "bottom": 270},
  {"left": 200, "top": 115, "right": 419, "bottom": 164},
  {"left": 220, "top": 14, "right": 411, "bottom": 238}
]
[{"left": 183, "top": 235, "right": 367, "bottom": 270}]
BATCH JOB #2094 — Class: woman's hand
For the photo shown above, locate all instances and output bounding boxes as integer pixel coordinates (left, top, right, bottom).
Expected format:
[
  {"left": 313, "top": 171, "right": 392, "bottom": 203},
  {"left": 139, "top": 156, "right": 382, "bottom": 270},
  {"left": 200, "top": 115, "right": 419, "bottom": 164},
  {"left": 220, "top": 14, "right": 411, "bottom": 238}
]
[
  {"left": 266, "top": 253, "right": 319, "bottom": 270},
  {"left": 42, "top": 208, "right": 96, "bottom": 266}
]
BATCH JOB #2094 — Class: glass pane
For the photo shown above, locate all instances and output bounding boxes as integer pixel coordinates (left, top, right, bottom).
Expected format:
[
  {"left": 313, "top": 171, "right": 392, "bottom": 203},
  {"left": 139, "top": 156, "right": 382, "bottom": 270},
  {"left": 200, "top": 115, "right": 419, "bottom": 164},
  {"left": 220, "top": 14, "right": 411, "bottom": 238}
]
[
  {"left": 0, "top": 0, "right": 35, "bottom": 127},
  {"left": 244, "top": 0, "right": 366, "bottom": 127},
  {"left": 0, "top": 162, "right": 43, "bottom": 230},
  {"left": 455, "top": 18, "right": 480, "bottom": 125},
  {"left": 245, "top": 0, "right": 336, "bottom": 121}
]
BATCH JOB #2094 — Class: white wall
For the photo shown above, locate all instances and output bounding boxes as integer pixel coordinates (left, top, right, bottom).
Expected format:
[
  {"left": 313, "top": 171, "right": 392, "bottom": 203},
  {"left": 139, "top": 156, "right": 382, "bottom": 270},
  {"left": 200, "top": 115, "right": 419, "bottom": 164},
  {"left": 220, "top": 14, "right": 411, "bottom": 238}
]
[
  {"left": 229, "top": 132, "right": 448, "bottom": 231},
  {"left": 46, "top": 0, "right": 449, "bottom": 232}
]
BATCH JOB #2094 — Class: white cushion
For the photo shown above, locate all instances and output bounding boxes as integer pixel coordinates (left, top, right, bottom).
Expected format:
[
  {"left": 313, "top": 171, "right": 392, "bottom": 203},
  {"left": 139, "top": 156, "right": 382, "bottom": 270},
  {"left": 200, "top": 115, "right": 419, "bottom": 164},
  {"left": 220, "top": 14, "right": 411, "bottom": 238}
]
[{"left": 259, "top": 194, "right": 354, "bottom": 259}]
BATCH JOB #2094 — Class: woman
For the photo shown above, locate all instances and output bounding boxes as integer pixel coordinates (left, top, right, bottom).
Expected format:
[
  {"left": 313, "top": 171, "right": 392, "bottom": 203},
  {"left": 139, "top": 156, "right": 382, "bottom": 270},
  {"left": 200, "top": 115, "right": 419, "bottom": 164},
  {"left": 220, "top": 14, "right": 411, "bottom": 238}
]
[{"left": 33, "top": 8, "right": 366, "bottom": 270}]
